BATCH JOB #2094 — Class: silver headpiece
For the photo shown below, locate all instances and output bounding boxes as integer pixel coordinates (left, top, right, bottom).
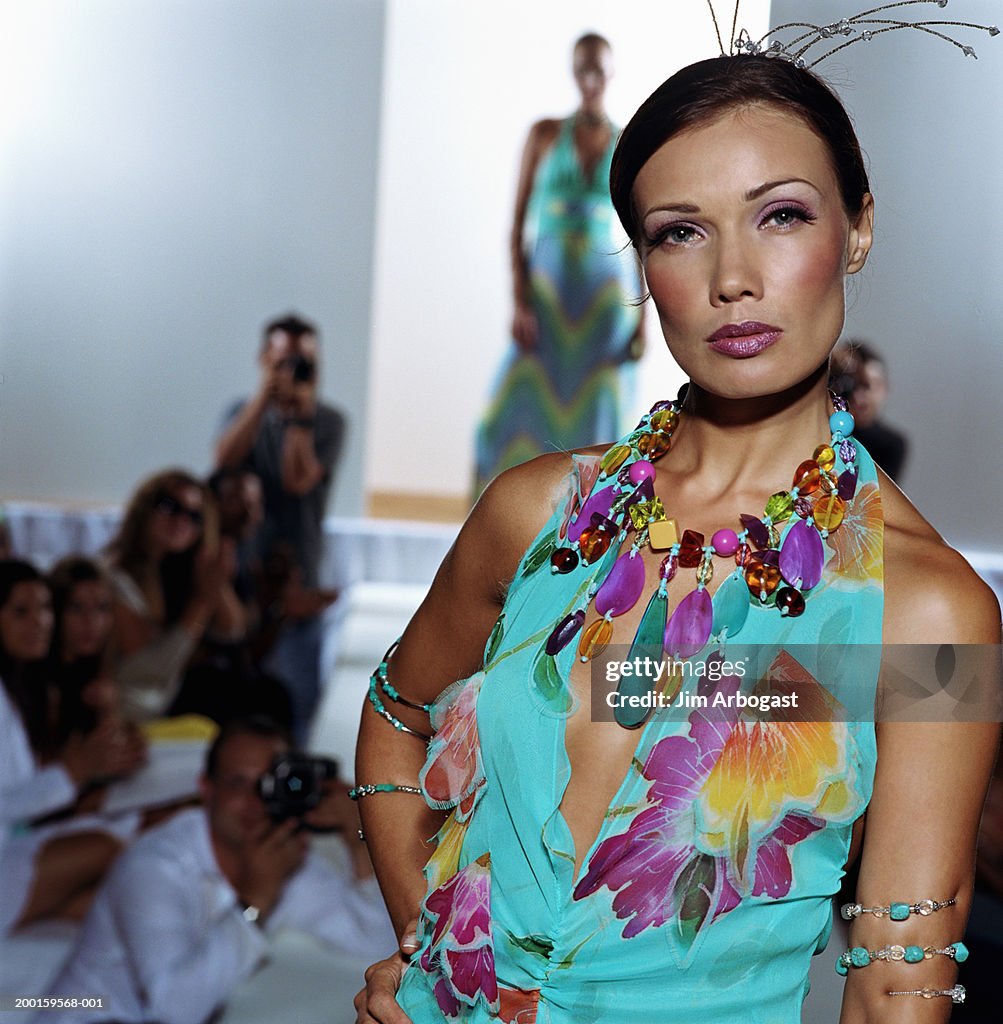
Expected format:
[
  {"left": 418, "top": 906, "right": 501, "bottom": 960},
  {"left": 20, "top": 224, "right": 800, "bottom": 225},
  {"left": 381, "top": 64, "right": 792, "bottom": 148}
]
[{"left": 706, "top": 0, "right": 999, "bottom": 68}]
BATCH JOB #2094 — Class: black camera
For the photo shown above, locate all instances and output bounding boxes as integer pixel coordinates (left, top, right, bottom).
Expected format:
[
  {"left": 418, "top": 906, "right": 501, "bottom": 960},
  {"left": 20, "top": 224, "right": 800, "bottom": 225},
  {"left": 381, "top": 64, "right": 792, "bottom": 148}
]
[
  {"left": 290, "top": 352, "right": 313, "bottom": 385},
  {"left": 258, "top": 753, "right": 339, "bottom": 827}
]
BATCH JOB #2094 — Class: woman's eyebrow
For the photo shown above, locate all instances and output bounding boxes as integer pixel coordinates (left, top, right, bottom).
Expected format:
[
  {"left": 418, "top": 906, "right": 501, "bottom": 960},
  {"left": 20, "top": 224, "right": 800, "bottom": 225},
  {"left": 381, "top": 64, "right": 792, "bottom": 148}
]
[
  {"left": 744, "top": 177, "right": 820, "bottom": 201},
  {"left": 642, "top": 201, "right": 701, "bottom": 217},
  {"left": 644, "top": 177, "right": 822, "bottom": 219}
]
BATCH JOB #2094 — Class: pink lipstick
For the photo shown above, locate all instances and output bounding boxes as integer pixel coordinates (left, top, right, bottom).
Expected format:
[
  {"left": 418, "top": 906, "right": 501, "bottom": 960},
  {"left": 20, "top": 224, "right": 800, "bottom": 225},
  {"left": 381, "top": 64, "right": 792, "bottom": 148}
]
[{"left": 706, "top": 321, "right": 782, "bottom": 358}]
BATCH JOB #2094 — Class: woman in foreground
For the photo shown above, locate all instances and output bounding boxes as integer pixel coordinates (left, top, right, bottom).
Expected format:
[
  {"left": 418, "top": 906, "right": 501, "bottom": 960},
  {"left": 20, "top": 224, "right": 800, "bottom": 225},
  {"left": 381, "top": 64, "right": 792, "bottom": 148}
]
[{"left": 355, "top": 54, "right": 1000, "bottom": 1023}]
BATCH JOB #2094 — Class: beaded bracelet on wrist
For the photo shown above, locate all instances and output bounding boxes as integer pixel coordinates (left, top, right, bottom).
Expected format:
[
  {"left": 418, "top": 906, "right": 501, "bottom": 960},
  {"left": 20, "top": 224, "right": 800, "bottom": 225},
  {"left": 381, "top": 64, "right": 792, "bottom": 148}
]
[
  {"left": 841, "top": 897, "right": 956, "bottom": 921},
  {"left": 835, "top": 941, "right": 968, "bottom": 976},
  {"left": 348, "top": 783, "right": 423, "bottom": 800},
  {"left": 887, "top": 985, "right": 966, "bottom": 1005}
]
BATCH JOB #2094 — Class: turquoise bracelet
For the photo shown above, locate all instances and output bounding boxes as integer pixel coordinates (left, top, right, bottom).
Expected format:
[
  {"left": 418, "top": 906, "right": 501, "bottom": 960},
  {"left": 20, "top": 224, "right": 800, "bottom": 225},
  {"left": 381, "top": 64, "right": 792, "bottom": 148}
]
[
  {"left": 840, "top": 897, "right": 956, "bottom": 921},
  {"left": 349, "top": 783, "right": 423, "bottom": 800},
  {"left": 835, "top": 941, "right": 968, "bottom": 976},
  {"left": 374, "top": 642, "right": 434, "bottom": 713},
  {"left": 367, "top": 675, "right": 432, "bottom": 741}
]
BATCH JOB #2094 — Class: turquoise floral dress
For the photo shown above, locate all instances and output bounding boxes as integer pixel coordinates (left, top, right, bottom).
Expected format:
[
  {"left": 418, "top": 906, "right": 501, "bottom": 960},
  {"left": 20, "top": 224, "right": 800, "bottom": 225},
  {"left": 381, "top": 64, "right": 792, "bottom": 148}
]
[{"left": 397, "top": 416, "right": 884, "bottom": 1023}]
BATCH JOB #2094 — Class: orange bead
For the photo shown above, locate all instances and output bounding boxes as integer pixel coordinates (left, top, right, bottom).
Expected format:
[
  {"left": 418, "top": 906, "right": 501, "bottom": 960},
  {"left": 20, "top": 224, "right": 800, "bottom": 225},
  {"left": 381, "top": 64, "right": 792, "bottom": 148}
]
[
  {"left": 646, "top": 432, "right": 673, "bottom": 458},
  {"left": 635, "top": 433, "right": 657, "bottom": 456},
  {"left": 579, "top": 525, "right": 613, "bottom": 564},
  {"left": 650, "top": 408, "right": 679, "bottom": 433},
  {"left": 578, "top": 617, "right": 614, "bottom": 661},
  {"left": 812, "top": 492, "right": 847, "bottom": 531},
  {"left": 813, "top": 445, "right": 836, "bottom": 472},
  {"left": 744, "top": 556, "right": 782, "bottom": 600},
  {"left": 792, "top": 459, "right": 822, "bottom": 495}
]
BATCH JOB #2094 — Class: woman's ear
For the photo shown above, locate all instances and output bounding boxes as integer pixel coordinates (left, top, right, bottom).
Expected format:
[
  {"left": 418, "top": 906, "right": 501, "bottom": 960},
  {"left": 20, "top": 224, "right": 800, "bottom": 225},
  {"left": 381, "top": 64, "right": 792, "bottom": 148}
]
[{"left": 846, "top": 193, "right": 874, "bottom": 275}]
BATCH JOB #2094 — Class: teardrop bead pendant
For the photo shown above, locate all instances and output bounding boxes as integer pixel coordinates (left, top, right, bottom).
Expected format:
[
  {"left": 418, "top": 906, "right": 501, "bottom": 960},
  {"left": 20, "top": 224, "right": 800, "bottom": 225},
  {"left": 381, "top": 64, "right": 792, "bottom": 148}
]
[
  {"left": 617, "top": 589, "right": 669, "bottom": 728},
  {"left": 568, "top": 486, "right": 615, "bottom": 544},
  {"left": 578, "top": 617, "right": 614, "bottom": 662},
  {"left": 779, "top": 518, "right": 825, "bottom": 591},
  {"left": 546, "top": 609, "right": 585, "bottom": 656},
  {"left": 663, "top": 587, "right": 713, "bottom": 659},
  {"left": 711, "top": 570, "right": 751, "bottom": 640},
  {"left": 595, "top": 550, "right": 646, "bottom": 617}
]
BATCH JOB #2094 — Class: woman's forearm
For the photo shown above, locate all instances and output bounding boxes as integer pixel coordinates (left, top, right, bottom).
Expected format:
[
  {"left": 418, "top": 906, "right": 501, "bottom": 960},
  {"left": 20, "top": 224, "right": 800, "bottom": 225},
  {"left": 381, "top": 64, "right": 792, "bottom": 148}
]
[{"left": 355, "top": 703, "right": 444, "bottom": 937}]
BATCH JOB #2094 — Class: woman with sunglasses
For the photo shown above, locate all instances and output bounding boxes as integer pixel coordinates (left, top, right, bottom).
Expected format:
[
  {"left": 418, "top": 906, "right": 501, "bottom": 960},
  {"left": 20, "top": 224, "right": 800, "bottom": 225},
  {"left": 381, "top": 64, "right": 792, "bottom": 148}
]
[{"left": 105, "top": 468, "right": 238, "bottom": 721}]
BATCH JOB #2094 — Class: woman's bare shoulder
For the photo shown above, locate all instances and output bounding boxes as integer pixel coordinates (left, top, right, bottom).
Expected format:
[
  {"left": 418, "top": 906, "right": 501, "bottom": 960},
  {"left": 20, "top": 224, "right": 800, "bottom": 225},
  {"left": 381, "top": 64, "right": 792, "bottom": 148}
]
[
  {"left": 468, "top": 452, "right": 579, "bottom": 584},
  {"left": 881, "top": 470, "right": 1001, "bottom": 645}
]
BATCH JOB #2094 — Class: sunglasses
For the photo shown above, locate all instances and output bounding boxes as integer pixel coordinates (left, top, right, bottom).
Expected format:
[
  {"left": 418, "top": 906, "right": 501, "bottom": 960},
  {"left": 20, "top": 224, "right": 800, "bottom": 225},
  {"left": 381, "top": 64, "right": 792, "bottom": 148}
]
[{"left": 154, "top": 494, "right": 204, "bottom": 527}]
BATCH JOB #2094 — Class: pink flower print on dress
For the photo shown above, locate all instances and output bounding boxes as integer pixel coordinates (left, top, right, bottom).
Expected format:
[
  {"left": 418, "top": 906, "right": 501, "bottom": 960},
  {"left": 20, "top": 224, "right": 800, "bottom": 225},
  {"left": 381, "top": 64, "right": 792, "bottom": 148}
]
[
  {"left": 420, "top": 672, "right": 487, "bottom": 822},
  {"left": 419, "top": 854, "right": 499, "bottom": 1018}
]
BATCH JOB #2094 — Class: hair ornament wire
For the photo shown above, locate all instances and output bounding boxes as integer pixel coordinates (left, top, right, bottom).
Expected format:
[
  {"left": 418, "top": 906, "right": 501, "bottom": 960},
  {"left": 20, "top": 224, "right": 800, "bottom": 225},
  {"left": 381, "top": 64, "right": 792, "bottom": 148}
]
[{"left": 706, "top": 0, "right": 998, "bottom": 67}]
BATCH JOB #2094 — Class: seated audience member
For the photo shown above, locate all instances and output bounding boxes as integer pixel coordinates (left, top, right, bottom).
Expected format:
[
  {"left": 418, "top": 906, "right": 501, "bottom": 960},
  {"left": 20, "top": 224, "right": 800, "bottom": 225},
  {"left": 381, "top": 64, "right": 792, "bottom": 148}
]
[
  {"left": 44, "top": 716, "right": 394, "bottom": 1024},
  {"left": 168, "top": 469, "right": 292, "bottom": 727},
  {"left": 0, "top": 561, "right": 145, "bottom": 937},
  {"left": 104, "top": 469, "right": 239, "bottom": 721},
  {"left": 48, "top": 556, "right": 120, "bottom": 741}
]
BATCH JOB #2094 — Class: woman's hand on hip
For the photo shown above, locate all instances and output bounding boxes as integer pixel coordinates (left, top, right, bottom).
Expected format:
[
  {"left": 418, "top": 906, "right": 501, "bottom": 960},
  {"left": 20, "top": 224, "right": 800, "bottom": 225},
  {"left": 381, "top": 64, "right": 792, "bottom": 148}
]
[{"left": 353, "top": 918, "right": 418, "bottom": 1024}]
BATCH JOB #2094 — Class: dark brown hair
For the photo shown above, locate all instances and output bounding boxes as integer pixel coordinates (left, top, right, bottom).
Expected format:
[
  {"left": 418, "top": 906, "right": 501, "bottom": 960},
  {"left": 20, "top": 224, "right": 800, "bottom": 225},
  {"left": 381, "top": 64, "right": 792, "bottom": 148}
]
[{"left": 610, "top": 56, "right": 870, "bottom": 246}]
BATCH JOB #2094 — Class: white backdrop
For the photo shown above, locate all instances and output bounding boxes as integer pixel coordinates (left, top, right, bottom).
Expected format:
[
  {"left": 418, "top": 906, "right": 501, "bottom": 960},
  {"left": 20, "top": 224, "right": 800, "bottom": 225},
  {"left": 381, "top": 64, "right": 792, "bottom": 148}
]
[{"left": 0, "top": 0, "right": 385, "bottom": 517}]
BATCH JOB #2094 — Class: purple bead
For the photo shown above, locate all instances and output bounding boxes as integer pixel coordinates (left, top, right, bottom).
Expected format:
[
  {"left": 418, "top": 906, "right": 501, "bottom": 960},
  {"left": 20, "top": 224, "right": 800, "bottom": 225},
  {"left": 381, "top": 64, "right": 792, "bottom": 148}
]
[
  {"left": 793, "top": 497, "right": 814, "bottom": 519},
  {"left": 629, "top": 459, "right": 656, "bottom": 486},
  {"left": 779, "top": 519, "right": 825, "bottom": 591},
  {"left": 831, "top": 394, "right": 848, "bottom": 412},
  {"left": 649, "top": 399, "right": 675, "bottom": 414},
  {"left": 617, "top": 464, "right": 634, "bottom": 486},
  {"left": 839, "top": 439, "right": 857, "bottom": 465},
  {"left": 711, "top": 528, "right": 740, "bottom": 556},
  {"left": 595, "top": 550, "right": 647, "bottom": 617},
  {"left": 545, "top": 610, "right": 586, "bottom": 656},
  {"left": 664, "top": 588, "right": 713, "bottom": 659},
  {"left": 622, "top": 477, "right": 655, "bottom": 511},
  {"left": 739, "top": 514, "right": 770, "bottom": 550},
  {"left": 754, "top": 548, "right": 781, "bottom": 566},
  {"left": 837, "top": 468, "right": 857, "bottom": 501},
  {"left": 567, "top": 486, "right": 615, "bottom": 544}
]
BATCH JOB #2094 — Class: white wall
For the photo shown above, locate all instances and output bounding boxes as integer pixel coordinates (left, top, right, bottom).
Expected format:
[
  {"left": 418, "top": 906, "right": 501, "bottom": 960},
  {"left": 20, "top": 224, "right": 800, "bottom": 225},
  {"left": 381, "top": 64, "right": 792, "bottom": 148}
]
[
  {"left": 770, "top": 0, "right": 1003, "bottom": 553},
  {"left": 0, "top": 0, "right": 385, "bottom": 517},
  {"left": 366, "top": 0, "right": 770, "bottom": 503}
]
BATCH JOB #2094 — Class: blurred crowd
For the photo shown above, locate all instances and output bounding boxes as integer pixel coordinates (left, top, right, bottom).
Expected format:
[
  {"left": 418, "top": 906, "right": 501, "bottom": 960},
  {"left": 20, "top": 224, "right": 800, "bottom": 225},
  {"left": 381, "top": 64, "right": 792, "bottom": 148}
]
[{"left": 1, "top": 314, "right": 394, "bottom": 1023}]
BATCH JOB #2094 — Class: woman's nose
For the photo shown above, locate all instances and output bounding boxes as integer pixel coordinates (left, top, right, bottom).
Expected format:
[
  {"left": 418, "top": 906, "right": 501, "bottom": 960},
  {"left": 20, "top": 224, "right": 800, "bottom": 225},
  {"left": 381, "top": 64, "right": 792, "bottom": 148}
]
[{"left": 710, "top": 236, "right": 762, "bottom": 306}]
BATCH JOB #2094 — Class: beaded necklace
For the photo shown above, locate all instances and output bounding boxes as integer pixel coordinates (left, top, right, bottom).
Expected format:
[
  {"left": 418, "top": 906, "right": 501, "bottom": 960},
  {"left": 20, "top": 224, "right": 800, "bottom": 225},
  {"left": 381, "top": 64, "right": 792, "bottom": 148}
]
[{"left": 543, "top": 396, "right": 859, "bottom": 725}]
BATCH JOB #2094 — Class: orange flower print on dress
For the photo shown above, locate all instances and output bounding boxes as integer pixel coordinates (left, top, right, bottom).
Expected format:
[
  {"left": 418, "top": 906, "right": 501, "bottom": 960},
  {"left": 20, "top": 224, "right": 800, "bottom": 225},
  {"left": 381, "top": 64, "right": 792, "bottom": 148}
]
[{"left": 825, "top": 480, "right": 882, "bottom": 584}]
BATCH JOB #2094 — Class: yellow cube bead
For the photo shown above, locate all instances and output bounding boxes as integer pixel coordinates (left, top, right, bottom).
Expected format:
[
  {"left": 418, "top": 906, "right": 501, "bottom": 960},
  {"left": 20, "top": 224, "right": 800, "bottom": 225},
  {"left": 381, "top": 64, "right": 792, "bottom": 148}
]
[{"left": 648, "top": 518, "right": 680, "bottom": 550}]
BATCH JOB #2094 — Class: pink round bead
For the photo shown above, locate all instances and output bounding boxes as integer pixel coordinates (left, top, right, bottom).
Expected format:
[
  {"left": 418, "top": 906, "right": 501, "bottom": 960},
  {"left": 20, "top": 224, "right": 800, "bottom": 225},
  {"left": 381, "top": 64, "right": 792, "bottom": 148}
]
[
  {"left": 628, "top": 460, "right": 656, "bottom": 485},
  {"left": 711, "top": 528, "right": 740, "bottom": 556}
]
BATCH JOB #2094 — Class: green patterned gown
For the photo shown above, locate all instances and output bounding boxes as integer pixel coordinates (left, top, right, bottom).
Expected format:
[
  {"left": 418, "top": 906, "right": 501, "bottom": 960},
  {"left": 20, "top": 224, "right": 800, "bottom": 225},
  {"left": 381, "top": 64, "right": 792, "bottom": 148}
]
[{"left": 475, "top": 117, "right": 641, "bottom": 493}]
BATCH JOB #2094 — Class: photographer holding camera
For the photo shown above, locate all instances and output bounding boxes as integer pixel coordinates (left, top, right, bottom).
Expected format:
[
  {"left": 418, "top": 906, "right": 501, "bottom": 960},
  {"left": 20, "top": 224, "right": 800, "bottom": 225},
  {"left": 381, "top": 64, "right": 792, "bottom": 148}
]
[
  {"left": 42, "top": 716, "right": 393, "bottom": 1024},
  {"left": 215, "top": 314, "right": 345, "bottom": 740}
]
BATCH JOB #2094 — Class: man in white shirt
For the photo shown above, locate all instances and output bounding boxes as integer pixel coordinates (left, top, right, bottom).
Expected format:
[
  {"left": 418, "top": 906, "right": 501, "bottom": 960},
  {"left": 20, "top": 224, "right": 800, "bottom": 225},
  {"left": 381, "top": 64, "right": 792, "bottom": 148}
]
[{"left": 42, "top": 717, "right": 394, "bottom": 1024}]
